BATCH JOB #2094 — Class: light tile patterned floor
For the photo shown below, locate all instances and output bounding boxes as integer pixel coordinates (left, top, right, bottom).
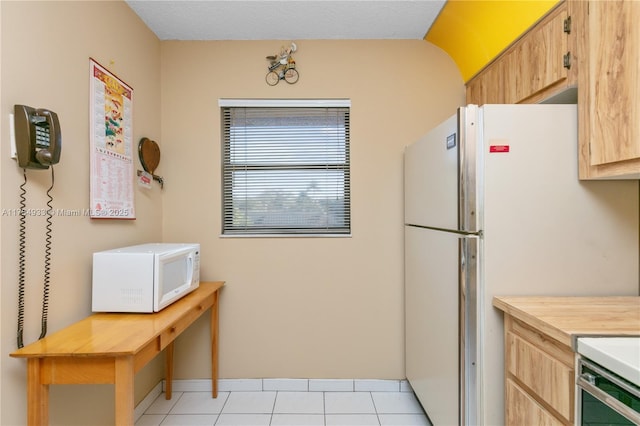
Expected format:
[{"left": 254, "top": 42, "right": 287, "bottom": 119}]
[{"left": 135, "top": 390, "right": 432, "bottom": 426}]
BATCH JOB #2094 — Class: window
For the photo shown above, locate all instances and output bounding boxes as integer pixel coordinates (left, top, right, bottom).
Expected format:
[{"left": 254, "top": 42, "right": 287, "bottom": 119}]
[{"left": 220, "top": 99, "right": 351, "bottom": 236}]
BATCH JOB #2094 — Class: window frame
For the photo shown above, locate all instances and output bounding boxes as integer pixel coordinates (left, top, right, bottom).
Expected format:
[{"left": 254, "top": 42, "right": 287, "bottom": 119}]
[{"left": 219, "top": 98, "right": 352, "bottom": 237}]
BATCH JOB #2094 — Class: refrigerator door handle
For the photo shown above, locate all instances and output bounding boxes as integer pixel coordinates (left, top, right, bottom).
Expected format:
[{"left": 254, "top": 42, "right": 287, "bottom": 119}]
[{"left": 406, "top": 223, "right": 482, "bottom": 237}]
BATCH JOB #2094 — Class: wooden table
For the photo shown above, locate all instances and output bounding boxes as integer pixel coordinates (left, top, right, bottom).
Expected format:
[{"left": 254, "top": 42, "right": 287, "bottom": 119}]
[{"left": 10, "top": 281, "right": 224, "bottom": 426}]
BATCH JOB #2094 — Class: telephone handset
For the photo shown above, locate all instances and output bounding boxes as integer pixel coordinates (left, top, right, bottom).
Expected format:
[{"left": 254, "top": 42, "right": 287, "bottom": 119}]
[{"left": 14, "top": 105, "right": 62, "bottom": 169}]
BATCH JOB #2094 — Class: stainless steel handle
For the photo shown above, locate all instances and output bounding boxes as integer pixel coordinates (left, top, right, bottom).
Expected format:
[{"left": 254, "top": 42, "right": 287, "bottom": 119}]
[
  {"left": 580, "top": 372, "right": 596, "bottom": 385},
  {"left": 577, "top": 374, "right": 640, "bottom": 425}
]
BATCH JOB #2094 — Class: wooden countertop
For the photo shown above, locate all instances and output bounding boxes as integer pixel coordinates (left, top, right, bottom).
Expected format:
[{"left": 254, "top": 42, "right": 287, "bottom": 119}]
[{"left": 493, "top": 296, "right": 640, "bottom": 349}]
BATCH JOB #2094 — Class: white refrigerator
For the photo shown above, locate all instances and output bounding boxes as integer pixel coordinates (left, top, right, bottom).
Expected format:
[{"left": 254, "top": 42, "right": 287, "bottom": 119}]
[{"left": 404, "top": 104, "right": 639, "bottom": 426}]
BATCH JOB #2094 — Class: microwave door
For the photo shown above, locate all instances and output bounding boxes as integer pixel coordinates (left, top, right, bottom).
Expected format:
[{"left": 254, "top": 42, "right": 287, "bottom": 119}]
[{"left": 155, "top": 249, "right": 199, "bottom": 312}]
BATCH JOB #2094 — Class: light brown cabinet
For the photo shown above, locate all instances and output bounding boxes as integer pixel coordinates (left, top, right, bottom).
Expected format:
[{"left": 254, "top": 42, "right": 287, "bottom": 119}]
[
  {"left": 504, "top": 316, "right": 574, "bottom": 425},
  {"left": 510, "top": 3, "right": 574, "bottom": 103},
  {"left": 466, "top": 55, "right": 506, "bottom": 104},
  {"left": 466, "top": 0, "right": 640, "bottom": 179},
  {"left": 466, "top": 2, "right": 574, "bottom": 106},
  {"left": 571, "top": 0, "right": 640, "bottom": 179},
  {"left": 493, "top": 296, "right": 640, "bottom": 426},
  {"left": 505, "top": 380, "right": 564, "bottom": 426}
]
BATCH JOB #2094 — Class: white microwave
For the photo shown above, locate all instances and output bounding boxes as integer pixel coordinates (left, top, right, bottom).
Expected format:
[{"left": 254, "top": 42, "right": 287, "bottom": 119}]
[{"left": 92, "top": 243, "right": 200, "bottom": 313}]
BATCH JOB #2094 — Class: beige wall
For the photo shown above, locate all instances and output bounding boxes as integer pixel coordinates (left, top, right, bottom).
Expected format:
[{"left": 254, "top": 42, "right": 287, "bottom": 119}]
[
  {"left": 1, "top": 1, "right": 162, "bottom": 425},
  {"left": 160, "top": 40, "right": 465, "bottom": 380}
]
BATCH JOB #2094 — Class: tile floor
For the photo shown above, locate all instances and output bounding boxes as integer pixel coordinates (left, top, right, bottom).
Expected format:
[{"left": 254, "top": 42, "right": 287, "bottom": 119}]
[{"left": 135, "top": 389, "right": 432, "bottom": 426}]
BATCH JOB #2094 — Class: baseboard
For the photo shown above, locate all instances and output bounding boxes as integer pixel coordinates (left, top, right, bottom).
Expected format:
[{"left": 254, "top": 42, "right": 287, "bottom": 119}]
[
  {"left": 162, "top": 378, "right": 413, "bottom": 393},
  {"left": 134, "top": 381, "right": 163, "bottom": 422}
]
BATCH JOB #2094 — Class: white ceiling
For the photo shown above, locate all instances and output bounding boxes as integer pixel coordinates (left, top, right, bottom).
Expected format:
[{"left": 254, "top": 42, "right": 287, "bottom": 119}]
[{"left": 125, "top": 0, "right": 447, "bottom": 41}]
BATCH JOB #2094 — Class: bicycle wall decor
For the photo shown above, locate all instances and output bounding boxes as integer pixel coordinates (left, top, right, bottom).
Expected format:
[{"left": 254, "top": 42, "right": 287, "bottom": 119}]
[{"left": 265, "top": 42, "right": 299, "bottom": 86}]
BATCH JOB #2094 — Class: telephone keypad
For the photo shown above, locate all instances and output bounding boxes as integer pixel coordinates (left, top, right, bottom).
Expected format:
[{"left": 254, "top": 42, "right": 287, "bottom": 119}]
[{"left": 35, "top": 125, "right": 50, "bottom": 148}]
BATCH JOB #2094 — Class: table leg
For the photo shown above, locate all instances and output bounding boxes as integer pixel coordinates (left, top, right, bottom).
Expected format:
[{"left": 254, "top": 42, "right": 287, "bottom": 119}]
[
  {"left": 26, "top": 358, "right": 48, "bottom": 426},
  {"left": 165, "top": 341, "right": 174, "bottom": 400},
  {"left": 211, "top": 290, "right": 219, "bottom": 398},
  {"left": 114, "top": 356, "right": 135, "bottom": 426}
]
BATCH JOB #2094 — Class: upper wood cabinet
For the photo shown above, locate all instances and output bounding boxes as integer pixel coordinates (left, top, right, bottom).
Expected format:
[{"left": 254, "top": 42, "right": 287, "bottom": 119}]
[
  {"left": 571, "top": 0, "right": 640, "bottom": 179},
  {"left": 466, "top": 0, "right": 640, "bottom": 179},
  {"left": 466, "top": 57, "right": 506, "bottom": 104},
  {"left": 466, "top": 2, "right": 574, "bottom": 106},
  {"left": 510, "top": 4, "right": 575, "bottom": 103}
]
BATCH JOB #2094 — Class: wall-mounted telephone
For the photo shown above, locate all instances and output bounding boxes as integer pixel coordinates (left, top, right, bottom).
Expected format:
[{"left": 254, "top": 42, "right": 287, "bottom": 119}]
[
  {"left": 12, "top": 104, "right": 62, "bottom": 348},
  {"left": 13, "top": 105, "right": 61, "bottom": 169}
]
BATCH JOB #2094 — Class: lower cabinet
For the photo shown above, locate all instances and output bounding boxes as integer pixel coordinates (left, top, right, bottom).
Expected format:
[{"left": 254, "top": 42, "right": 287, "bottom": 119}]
[
  {"left": 503, "top": 315, "right": 575, "bottom": 425},
  {"left": 506, "top": 379, "right": 564, "bottom": 426}
]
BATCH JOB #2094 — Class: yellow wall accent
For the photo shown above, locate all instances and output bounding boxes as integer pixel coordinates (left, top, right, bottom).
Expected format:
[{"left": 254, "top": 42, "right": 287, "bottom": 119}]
[{"left": 426, "top": 0, "right": 560, "bottom": 82}]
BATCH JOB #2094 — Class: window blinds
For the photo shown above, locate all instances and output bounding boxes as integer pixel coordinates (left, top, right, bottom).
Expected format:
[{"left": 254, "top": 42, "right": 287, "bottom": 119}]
[{"left": 221, "top": 104, "right": 351, "bottom": 235}]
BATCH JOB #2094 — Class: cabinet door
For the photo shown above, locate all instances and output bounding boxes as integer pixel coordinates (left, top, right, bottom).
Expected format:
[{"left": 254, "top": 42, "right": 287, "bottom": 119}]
[
  {"left": 506, "top": 379, "right": 565, "bottom": 426},
  {"left": 466, "top": 60, "right": 505, "bottom": 105},
  {"left": 506, "top": 331, "right": 574, "bottom": 423},
  {"left": 513, "top": 6, "right": 571, "bottom": 103},
  {"left": 504, "top": 317, "right": 575, "bottom": 425},
  {"left": 577, "top": 0, "right": 640, "bottom": 178},
  {"left": 465, "top": 2, "right": 573, "bottom": 106}
]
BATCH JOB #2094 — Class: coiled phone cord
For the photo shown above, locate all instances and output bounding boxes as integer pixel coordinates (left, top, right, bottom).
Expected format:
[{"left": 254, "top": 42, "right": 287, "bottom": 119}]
[
  {"left": 16, "top": 169, "right": 27, "bottom": 349},
  {"left": 39, "top": 166, "right": 54, "bottom": 339},
  {"left": 16, "top": 166, "right": 54, "bottom": 348}
]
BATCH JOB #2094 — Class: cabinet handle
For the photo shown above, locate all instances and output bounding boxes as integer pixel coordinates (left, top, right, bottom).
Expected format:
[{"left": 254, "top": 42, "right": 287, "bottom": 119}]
[{"left": 563, "top": 52, "right": 571, "bottom": 69}]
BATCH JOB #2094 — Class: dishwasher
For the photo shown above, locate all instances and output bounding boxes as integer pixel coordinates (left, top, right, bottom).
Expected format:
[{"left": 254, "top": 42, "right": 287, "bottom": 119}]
[{"left": 576, "top": 337, "right": 640, "bottom": 425}]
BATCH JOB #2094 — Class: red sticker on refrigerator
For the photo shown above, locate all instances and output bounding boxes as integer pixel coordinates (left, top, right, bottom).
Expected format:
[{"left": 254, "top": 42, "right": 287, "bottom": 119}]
[{"left": 489, "top": 145, "right": 510, "bottom": 153}]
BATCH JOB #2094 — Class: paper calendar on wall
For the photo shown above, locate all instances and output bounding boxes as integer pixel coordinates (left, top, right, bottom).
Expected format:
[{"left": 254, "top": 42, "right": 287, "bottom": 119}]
[{"left": 89, "top": 58, "right": 135, "bottom": 219}]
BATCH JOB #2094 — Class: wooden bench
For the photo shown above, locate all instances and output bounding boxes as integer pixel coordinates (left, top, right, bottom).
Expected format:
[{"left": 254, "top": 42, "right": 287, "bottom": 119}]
[{"left": 10, "top": 281, "right": 225, "bottom": 425}]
